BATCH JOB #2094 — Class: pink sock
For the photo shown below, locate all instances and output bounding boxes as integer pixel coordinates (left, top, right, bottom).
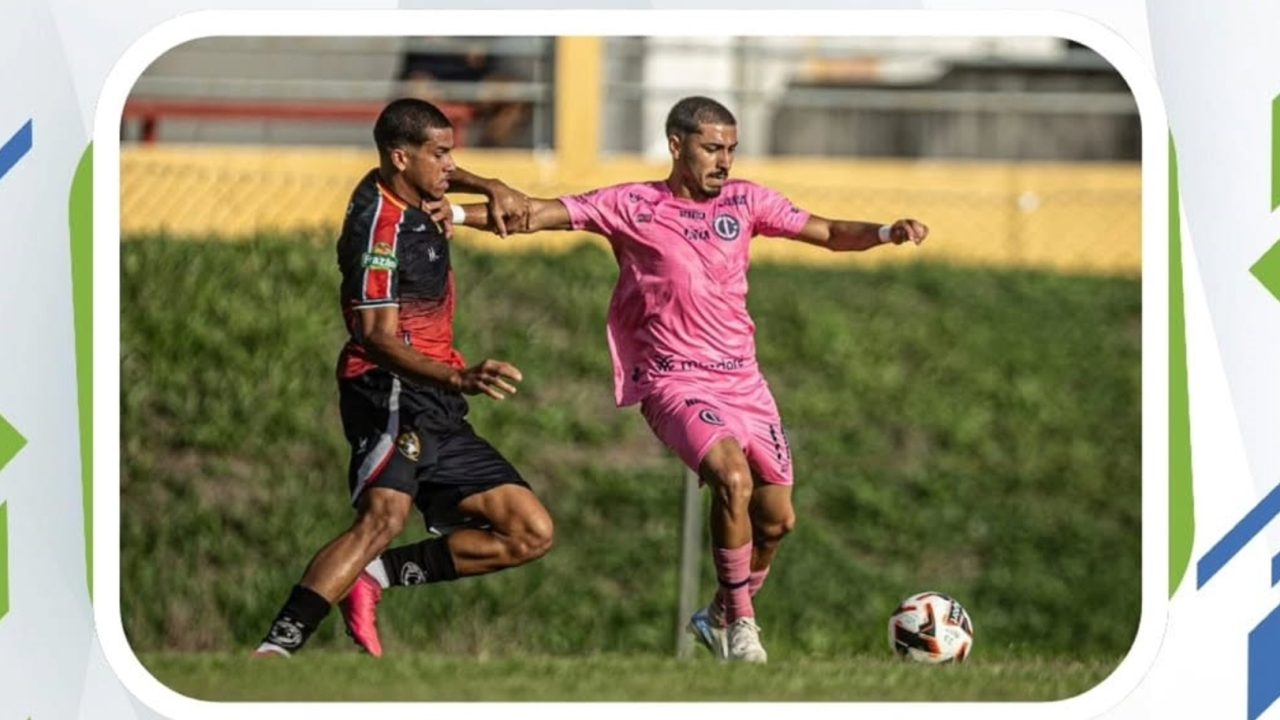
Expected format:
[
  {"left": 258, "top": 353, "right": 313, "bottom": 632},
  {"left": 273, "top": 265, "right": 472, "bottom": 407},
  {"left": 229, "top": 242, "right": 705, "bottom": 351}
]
[
  {"left": 713, "top": 544, "right": 754, "bottom": 622},
  {"left": 716, "top": 566, "right": 771, "bottom": 618},
  {"left": 748, "top": 566, "right": 771, "bottom": 597}
]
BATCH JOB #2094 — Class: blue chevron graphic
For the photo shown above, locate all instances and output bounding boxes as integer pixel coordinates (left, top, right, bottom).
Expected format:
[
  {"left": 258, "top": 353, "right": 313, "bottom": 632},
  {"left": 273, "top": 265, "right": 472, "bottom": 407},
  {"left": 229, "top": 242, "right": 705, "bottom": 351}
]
[{"left": 0, "top": 120, "right": 32, "bottom": 181}]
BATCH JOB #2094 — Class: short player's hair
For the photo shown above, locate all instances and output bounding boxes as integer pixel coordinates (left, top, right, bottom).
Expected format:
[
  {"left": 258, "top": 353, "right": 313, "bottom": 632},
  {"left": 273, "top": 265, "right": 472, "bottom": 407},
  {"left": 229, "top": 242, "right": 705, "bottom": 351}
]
[
  {"left": 374, "top": 98, "right": 453, "bottom": 156},
  {"left": 665, "top": 96, "right": 737, "bottom": 139}
]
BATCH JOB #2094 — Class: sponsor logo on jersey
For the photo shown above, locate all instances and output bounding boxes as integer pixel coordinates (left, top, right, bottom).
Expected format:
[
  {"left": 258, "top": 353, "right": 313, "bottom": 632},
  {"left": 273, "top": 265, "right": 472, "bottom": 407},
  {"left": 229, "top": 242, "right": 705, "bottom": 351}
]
[
  {"left": 678, "top": 208, "right": 706, "bottom": 220},
  {"left": 714, "top": 214, "right": 741, "bottom": 241},
  {"left": 678, "top": 356, "right": 748, "bottom": 372},
  {"left": 684, "top": 227, "right": 711, "bottom": 241},
  {"left": 635, "top": 213, "right": 653, "bottom": 223},
  {"left": 362, "top": 241, "right": 398, "bottom": 270},
  {"left": 683, "top": 397, "right": 709, "bottom": 408},
  {"left": 720, "top": 194, "right": 749, "bottom": 207}
]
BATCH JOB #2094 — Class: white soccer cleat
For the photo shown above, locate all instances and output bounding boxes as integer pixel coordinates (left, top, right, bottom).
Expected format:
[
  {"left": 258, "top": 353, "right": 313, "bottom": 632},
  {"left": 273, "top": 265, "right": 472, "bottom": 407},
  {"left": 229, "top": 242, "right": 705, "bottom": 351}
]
[
  {"left": 727, "top": 617, "right": 768, "bottom": 664},
  {"left": 686, "top": 603, "right": 728, "bottom": 659},
  {"left": 251, "top": 642, "right": 291, "bottom": 659}
]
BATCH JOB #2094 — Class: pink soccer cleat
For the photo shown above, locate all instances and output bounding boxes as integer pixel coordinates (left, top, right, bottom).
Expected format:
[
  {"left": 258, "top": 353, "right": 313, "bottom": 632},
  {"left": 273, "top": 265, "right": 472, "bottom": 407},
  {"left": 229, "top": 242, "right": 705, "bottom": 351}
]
[{"left": 339, "top": 571, "right": 384, "bottom": 657}]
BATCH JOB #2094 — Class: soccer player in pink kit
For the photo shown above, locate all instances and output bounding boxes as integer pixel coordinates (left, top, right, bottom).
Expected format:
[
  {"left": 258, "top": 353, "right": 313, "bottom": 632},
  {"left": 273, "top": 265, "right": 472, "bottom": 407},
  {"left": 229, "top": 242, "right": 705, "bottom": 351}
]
[{"left": 468, "top": 96, "right": 926, "bottom": 662}]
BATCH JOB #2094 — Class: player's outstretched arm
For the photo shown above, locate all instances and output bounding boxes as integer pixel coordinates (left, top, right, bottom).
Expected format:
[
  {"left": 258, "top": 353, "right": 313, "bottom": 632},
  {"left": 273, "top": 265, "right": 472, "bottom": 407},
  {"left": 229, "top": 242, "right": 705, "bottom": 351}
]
[
  {"left": 790, "top": 215, "right": 929, "bottom": 252},
  {"left": 357, "top": 306, "right": 523, "bottom": 400},
  {"left": 454, "top": 197, "right": 575, "bottom": 234},
  {"left": 446, "top": 167, "right": 531, "bottom": 237}
]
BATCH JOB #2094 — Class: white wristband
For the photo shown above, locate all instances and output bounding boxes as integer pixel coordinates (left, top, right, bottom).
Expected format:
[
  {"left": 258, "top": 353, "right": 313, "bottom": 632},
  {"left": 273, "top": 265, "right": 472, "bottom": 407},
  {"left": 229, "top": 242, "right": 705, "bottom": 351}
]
[
  {"left": 451, "top": 204, "right": 466, "bottom": 225},
  {"left": 878, "top": 224, "right": 893, "bottom": 244}
]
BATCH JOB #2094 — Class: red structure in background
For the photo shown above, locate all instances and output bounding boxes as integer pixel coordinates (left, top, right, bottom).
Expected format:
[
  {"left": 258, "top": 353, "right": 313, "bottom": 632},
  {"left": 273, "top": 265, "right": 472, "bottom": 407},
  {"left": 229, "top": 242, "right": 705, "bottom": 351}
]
[{"left": 122, "top": 100, "right": 478, "bottom": 146}]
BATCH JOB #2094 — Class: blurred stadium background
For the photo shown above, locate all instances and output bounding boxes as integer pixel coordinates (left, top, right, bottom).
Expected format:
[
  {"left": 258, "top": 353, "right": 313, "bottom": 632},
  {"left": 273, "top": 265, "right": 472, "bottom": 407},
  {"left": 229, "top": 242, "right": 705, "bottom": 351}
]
[
  {"left": 120, "top": 36, "right": 1142, "bottom": 701},
  {"left": 121, "top": 36, "right": 1139, "bottom": 272}
]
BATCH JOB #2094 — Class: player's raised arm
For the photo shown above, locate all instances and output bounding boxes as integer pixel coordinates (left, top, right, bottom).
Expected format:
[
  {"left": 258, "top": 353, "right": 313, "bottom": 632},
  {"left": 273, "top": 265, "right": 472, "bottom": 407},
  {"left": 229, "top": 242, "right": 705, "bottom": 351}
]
[
  {"left": 789, "top": 215, "right": 929, "bottom": 252},
  {"left": 450, "top": 197, "right": 576, "bottom": 234},
  {"left": 442, "top": 167, "right": 532, "bottom": 237}
]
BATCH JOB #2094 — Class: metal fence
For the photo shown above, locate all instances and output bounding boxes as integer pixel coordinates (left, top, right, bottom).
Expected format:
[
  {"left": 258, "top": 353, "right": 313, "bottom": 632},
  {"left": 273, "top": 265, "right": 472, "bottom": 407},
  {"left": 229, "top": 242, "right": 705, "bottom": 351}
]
[
  {"left": 602, "top": 37, "right": 1138, "bottom": 160},
  {"left": 127, "top": 37, "right": 555, "bottom": 148},
  {"left": 126, "top": 36, "right": 1138, "bottom": 162}
]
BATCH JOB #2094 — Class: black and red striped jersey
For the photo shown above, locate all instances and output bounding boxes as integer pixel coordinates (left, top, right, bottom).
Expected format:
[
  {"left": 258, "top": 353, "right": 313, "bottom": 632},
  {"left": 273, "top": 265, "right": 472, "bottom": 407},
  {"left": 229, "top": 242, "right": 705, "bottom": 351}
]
[{"left": 336, "top": 169, "right": 466, "bottom": 380}]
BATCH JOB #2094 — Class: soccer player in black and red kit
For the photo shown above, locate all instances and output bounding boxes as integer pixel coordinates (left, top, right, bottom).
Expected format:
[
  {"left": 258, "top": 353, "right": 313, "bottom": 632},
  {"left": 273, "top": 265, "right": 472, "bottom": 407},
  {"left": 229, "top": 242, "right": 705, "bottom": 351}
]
[{"left": 256, "top": 99, "right": 553, "bottom": 658}]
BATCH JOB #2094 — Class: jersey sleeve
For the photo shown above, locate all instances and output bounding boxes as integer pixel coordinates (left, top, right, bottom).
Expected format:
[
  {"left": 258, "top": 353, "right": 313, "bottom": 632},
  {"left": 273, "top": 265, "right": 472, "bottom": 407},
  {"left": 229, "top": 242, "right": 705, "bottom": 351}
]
[
  {"left": 751, "top": 183, "right": 810, "bottom": 238},
  {"left": 558, "top": 185, "right": 625, "bottom": 235},
  {"left": 349, "top": 194, "right": 404, "bottom": 309}
]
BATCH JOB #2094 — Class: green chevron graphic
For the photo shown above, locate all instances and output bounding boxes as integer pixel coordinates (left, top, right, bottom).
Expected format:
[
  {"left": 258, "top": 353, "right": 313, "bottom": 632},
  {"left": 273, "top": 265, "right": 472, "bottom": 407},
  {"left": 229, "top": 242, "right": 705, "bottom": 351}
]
[
  {"left": 1, "top": 120, "right": 33, "bottom": 623},
  {"left": 0, "top": 415, "right": 25, "bottom": 622},
  {"left": 0, "top": 504, "right": 7, "bottom": 621},
  {"left": 0, "top": 414, "right": 23, "bottom": 474},
  {"left": 1169, "top": 135, "right": 1195, "bottom": 598},
  {"left": 70, "top": 145, "right": 92, "bottom": 598},
  {"left": 1261, "top": 95, "right": 1280, "bottom": 301},
  {"left": 1254, "top": 242, "right": 1280, "bottom": 302},
  {"left": 1273, "top": 93, "right": 1279, "bottom": 212}
]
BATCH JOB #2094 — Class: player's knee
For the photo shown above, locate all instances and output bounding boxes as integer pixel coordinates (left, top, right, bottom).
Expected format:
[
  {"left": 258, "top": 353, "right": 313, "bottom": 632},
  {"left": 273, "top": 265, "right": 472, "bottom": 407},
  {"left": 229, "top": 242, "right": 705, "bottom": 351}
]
[
  {"left": 511, "top": 515, "right": 555, "bottom": 564},
  {"left": 781, "top": 512, "right": 797, "bottom": 537},
  {"left": 356, "top": 507, "right": 406, "bottom": 549},
  {"left": 756, "top": 512, "right": 796, "bottom": 547},
  {"left": 713, "top": 467, "right": 753, "bottom": 508}
]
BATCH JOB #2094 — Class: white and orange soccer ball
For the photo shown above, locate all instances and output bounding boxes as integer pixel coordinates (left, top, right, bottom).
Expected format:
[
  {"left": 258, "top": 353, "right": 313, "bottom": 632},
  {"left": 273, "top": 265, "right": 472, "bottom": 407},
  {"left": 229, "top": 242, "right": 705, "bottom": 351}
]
[{"left": 887, "top": 591, "right": 975, "bottom": 663}]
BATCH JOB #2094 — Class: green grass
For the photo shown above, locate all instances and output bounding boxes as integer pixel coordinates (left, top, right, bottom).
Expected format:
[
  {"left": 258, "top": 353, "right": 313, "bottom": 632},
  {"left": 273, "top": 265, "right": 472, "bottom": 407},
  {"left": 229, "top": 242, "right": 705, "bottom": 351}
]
[
  {"left": 142, "top": 651, "right": 1122, "bottom": 702},
  {"left": 121, "top": 232, "right": 1141, "bottom": 699}
]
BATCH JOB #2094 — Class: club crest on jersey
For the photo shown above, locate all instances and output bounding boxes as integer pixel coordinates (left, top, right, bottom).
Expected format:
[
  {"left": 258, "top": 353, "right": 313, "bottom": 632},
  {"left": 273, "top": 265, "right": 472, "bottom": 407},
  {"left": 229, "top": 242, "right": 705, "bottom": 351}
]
[
  {"left": 396, "top": 430, "right": 421, "bottom": 462},
  {"left": 698, "top": 409, "right": 726, "bottom": 426},
  {"left": 713, "top": 214, "right": 741, "bottom": 241}
]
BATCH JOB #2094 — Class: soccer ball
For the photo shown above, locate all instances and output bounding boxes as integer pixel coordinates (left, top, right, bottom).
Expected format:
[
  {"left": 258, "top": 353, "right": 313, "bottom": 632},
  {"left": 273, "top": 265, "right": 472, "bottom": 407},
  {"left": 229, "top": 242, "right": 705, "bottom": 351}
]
[{"left": 888, "top": 591, "right": 974, "bottom": 663}]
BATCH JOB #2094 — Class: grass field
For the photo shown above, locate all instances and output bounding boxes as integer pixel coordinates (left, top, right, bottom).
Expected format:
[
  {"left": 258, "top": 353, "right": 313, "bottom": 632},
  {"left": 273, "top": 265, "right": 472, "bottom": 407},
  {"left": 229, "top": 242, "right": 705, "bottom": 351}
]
[
  {"left": 142, "top": 651, "right": 1123, "bottom": 702},
  {"left": 121, "top": 233, "right": 1141, "bottom": 701}
]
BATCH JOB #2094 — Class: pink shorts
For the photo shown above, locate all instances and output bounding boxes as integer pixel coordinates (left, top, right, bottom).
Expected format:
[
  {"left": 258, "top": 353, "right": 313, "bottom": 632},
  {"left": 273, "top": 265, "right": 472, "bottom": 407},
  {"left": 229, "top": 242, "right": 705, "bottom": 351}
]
[{"left": 639, "top": 375, "right": 793, "bottom": 486}]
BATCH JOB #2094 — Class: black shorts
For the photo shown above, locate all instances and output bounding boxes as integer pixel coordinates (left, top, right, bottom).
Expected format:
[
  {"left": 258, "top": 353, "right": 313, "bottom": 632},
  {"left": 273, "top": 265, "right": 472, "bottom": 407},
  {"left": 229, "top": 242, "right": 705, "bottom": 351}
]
[{"left": 339, "top": 371, "right": 528, "bottom": 531}]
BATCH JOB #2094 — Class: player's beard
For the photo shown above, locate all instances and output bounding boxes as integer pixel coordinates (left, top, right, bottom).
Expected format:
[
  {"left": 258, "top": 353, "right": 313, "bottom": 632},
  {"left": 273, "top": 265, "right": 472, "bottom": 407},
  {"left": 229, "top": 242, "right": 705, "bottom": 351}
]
[{"left": 702, "top": 172, "right": 727, "bottom": 197}]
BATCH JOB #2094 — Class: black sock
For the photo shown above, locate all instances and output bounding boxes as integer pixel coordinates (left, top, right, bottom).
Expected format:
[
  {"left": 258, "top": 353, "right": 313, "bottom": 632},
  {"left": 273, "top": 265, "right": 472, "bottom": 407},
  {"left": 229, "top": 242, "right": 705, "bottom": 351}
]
[
  {"left": 260, "top": 584, "right": 331, "bottom": 654},
  {"left": 381, "top": 537, "right": 459, "bottom": 587}
]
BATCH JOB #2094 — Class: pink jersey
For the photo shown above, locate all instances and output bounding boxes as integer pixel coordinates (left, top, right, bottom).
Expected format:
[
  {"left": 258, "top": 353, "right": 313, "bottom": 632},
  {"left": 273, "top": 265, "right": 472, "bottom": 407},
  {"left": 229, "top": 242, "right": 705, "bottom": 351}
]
[{"left": 559, "top": 179, "right": 810, "bottom": 406}]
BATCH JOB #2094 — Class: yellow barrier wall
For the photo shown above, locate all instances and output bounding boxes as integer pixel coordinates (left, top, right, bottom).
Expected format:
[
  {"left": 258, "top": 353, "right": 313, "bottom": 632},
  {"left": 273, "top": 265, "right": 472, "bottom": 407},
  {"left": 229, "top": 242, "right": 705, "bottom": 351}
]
[{"left": 121, "top": 146, "right": 1140, "bottom": 276}]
